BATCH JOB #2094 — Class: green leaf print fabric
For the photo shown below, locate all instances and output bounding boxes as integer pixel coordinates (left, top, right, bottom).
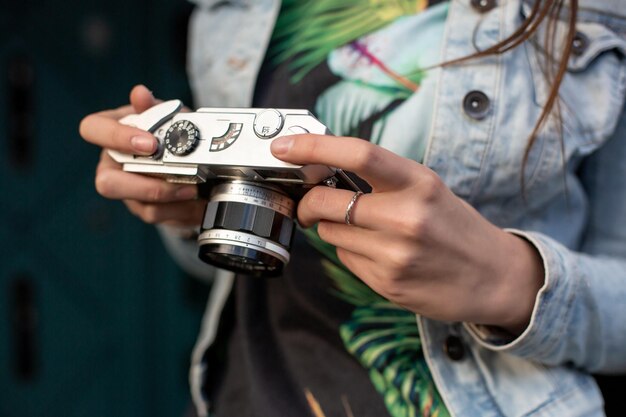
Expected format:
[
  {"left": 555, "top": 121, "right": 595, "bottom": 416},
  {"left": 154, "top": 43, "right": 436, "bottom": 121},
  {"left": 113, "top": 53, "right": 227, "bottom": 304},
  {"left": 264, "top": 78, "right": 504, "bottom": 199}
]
[
  {"left": 271, "top": 2, "right": 451, "bottom": 416},
  {"left": 304, "top": 227, "right": 450, "bottom": 417}
]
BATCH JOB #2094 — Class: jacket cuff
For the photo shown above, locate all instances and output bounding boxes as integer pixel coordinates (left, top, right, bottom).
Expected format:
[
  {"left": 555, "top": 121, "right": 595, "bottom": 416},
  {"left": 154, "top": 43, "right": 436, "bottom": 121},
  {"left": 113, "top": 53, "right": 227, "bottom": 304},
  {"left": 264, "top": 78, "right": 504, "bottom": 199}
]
[{"left": 464, "top": 229, "right": 577, "bottom": 358}]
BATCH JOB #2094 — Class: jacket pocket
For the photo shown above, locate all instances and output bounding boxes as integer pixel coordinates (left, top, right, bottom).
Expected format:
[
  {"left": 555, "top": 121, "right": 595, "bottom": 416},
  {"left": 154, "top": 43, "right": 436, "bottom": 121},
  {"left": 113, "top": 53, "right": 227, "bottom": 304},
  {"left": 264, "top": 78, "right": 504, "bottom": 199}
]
[
  {"left": 518, "top": 8, "right": 626, "bottom": 193},
  {"left": 524, "top": 10, "right": 626, "bottom": 152},
  {"left": 471, "top": 345, "right": 604, "bottom": 417}
]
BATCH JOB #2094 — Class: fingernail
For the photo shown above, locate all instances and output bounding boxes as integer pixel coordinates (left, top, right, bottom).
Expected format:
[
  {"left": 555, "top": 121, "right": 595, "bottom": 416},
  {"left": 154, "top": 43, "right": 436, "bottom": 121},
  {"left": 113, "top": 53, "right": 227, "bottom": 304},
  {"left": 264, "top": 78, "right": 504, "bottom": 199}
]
[
  {"left": 271, "top": 136, "right": 293, "bottom": 155},
  {"left": 176, "top": 186, "right": 197, "bottom": 200},
  {"left": 131, "top": 136, "right": 156, "bottom": 154}
]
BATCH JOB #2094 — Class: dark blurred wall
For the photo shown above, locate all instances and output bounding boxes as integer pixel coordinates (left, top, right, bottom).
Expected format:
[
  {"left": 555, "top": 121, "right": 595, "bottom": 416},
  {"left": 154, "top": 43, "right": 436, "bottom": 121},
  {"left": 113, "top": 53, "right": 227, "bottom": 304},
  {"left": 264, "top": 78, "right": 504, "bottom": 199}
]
[
  {"left": 2, "top": 1, "right": 625, "bottom": 417},
  {"left": 0, "top": 1, "right": 210, "bottom": 416}
]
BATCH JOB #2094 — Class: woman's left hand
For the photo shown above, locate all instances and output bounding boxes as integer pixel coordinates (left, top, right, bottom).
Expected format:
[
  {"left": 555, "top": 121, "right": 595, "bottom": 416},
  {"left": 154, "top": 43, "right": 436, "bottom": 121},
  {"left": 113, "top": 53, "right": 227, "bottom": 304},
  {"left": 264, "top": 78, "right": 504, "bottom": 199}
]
[{"left": 271, "top": 134, "right": 544, "bottom": 335}]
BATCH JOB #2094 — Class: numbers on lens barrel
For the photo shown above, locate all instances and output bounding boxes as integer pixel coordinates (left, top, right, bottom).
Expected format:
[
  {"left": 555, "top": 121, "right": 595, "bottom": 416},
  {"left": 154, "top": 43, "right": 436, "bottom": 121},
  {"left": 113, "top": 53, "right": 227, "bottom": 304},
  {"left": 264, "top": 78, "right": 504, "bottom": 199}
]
[
  {"left": 204, "top": 230, "right": 267, "bottom": 248},
  {"left": 226, "top": 182, "right": 294, "bottom": 217}
]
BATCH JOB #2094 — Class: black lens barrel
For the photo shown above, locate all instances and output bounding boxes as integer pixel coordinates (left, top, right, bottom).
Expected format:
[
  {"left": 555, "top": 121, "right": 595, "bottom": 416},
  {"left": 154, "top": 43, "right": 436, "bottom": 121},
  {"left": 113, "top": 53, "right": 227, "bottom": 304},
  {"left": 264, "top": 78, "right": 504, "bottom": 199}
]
[
  {"left": 197, "top": 181, "right": 296, "bottom": 277},
  {"left": 202, "top": 200, "right": 293, "bottom": 247}
]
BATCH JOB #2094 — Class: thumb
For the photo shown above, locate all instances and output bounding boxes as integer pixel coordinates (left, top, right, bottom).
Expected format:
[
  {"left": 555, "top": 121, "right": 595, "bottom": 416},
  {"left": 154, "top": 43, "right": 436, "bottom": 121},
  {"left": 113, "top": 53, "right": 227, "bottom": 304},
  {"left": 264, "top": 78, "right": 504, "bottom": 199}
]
[{"left": 129, "top": 84, "right": 161, "bottom": 113}]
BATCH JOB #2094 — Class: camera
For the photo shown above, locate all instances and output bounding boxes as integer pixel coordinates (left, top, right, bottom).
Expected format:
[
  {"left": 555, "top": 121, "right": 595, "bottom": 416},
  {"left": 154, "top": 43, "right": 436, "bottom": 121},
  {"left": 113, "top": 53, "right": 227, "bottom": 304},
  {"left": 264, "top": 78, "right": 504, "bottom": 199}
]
[{"left": 109, "top": 100, "right": 367, "bottom": 277}]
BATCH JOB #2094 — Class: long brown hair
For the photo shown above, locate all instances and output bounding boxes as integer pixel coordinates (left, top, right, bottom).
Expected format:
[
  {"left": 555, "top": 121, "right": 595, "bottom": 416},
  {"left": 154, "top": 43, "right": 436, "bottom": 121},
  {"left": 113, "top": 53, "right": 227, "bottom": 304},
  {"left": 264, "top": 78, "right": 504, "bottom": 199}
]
[{"left": 435, "top": 0, "right": 579, "bottom": 193}]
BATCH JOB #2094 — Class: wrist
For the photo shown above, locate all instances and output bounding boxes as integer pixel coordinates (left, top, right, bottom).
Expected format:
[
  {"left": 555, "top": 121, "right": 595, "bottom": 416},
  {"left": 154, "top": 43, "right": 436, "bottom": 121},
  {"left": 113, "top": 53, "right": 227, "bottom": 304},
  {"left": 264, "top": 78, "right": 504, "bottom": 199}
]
[{"left": 488, "top": 231, "right": 545, "bottom": 335}]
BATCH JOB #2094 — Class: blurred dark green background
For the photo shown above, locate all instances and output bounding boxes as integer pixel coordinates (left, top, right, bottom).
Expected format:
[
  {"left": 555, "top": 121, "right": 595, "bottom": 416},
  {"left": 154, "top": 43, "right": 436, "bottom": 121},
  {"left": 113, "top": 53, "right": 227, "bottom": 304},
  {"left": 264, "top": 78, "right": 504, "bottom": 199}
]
[
  {"left": 2, "top": 0, "right": 626, "bottom": 416},
  {"left": 0, "top": 0, "right": 210, "bottom": 416}
]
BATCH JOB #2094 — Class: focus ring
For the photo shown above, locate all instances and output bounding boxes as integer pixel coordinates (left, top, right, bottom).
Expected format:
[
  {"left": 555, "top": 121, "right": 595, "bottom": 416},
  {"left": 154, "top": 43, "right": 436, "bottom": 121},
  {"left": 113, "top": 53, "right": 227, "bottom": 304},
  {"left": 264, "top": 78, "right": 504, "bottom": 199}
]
[{"left": 203, "top": 201, "right": 294, "bottom": 247}]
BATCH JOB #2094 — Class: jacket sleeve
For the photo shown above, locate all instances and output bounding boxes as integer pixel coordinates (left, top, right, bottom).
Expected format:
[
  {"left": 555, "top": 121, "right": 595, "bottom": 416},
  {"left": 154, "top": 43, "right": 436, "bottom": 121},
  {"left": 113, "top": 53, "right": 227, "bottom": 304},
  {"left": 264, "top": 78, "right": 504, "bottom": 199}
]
[{"left": 466, "top": 105, "right": 626, "bottom": 373}]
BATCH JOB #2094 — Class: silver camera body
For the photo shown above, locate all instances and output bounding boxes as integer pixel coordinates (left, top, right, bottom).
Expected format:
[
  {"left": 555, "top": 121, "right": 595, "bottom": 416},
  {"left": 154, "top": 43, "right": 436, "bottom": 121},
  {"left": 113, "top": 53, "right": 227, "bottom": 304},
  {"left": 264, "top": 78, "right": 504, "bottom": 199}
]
[{"left": 109, "top": 100, "right": 365, "bottom": 277}]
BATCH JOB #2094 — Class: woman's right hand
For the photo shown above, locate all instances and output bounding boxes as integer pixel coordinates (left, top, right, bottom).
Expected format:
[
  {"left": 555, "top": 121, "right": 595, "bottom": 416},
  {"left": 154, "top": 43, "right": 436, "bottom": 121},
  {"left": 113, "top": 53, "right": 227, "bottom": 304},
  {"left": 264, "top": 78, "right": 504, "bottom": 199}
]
[{"left": 79, "top": 84, "right": 206, "bottom": 227}]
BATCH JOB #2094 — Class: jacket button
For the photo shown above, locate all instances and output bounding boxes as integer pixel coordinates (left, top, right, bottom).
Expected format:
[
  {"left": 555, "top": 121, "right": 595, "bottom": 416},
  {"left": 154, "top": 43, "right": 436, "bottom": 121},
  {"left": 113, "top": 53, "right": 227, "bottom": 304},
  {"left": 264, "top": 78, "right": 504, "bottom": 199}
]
[
  {"left": 571, "top": 32, "right": 589, "bottom": 56},
  {"left": 444, "top": 335, "right": 465, "bottom": 361},
  {"left": 463, "top": 90, "right": 491, "bottom": 120},
  {"left": 471, "top": 0, "right": 497, "bottom": 13}
]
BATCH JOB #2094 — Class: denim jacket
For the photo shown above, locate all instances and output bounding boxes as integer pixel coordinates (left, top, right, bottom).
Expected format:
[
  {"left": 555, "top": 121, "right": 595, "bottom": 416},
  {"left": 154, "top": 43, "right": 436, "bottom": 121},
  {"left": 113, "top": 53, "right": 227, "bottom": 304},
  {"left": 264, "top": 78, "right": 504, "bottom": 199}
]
[{"left": 161, "top": 0, "right": 626, "bottom": 415}]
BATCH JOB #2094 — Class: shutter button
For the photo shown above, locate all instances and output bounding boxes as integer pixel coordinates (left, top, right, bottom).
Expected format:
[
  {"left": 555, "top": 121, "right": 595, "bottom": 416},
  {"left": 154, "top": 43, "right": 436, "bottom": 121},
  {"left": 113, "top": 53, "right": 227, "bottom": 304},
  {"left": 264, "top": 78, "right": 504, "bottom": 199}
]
[
  {"left": 463, "top": 91, "right": 491, "bottom": 120},
  {"left": 444, "top": 335, "right": 465, "bottom": 361},
  {"left": 471, "top": 0, "right": 497, "bottom": 13},
  {"left": 571, "top": 32, "right": 589, "bottom": 57},
  {"left": 288, "top": 126, "right": 309, "bottom": 135}
]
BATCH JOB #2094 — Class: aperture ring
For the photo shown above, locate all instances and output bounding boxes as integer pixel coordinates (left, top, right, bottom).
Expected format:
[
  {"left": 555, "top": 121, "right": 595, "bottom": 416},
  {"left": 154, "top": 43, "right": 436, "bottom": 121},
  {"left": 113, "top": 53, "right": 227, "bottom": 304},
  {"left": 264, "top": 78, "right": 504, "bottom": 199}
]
[{"left": 198, "top": 229, "right": 290, "bottom": 264}]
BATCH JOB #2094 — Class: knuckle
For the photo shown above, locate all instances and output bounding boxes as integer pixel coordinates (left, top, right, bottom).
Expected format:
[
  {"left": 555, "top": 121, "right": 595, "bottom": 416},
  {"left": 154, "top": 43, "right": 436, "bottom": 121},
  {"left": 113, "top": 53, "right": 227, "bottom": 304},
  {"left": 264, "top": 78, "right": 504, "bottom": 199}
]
[
  {"left": 353, "top": 144, "right": 379, "bottom": 171},
  {"left": 125, "top": 201, "right": 141, "bottom": 217},
  {"left": 302, "top": 187, "right": 329, "bottom": 214},
  {"left": 304, "top": 135, "right": 325, "bottom": 160},
  {"left": 78, "top": 116, "right": 91, "bottom": 138},
  {"left": 140, "top": 205, "right": 161, "bottom": 224},
  {"left": 94, "top": 171, "right": 113, "bottom": 197},
  {"left": 307, "top": 186, "right": 328, "bottom": 206},
  {"left": 380, "top": 276, "right": 405, "bottom": 300},
  {"left": 316, "top": 221, "right": 334, "bottom": 241},
  {"left": 388, "top": 204, "right": 428, "bottom": 237},
  {"left": 96, "top": 152, "right": 111, "bottom": 173},
  {"left": 148, "top": 184, "right": 167, "bottom": 203},
  {"left": 404, "top": 215, "right": 429, "bottom": 238},
  {"left": 335, "top": 247, "right": 349, "bottom": 266},
  {"left": 386, "top": 245, "right": 416, "bottom": 273},
  {"left": 418, "top": 170, "right": 444, "bottom": 203}
]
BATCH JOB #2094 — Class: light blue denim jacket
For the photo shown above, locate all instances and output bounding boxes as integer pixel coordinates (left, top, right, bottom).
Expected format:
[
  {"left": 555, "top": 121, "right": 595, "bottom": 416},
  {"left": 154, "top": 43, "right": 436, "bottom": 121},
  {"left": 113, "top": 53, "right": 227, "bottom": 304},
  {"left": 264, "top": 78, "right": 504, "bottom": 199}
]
[{"left": 160, "top": 0, "right": 626, "bottom": 415}]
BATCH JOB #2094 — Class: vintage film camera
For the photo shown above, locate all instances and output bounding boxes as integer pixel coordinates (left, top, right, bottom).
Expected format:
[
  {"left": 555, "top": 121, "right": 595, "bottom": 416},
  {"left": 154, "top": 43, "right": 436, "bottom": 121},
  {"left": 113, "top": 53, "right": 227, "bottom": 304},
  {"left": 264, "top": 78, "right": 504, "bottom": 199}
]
[{"left": 109, "top": 100, "right": 367, "bottom": 277}]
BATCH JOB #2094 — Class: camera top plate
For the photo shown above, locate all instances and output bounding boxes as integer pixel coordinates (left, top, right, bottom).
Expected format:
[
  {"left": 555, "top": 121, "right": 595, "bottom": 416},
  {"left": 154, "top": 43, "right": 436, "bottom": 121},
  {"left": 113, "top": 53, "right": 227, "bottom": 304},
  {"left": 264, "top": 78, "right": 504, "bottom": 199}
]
[{"left": 107, "top": 101, "right": 343, "bottom": 187}]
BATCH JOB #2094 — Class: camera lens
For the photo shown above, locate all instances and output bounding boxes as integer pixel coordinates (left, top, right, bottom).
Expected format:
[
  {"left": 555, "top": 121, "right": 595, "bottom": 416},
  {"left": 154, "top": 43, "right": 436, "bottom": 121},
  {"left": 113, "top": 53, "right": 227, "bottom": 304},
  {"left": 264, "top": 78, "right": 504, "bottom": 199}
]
[{"left": 197, "top": 181, "right": 295, "bottom": 277}]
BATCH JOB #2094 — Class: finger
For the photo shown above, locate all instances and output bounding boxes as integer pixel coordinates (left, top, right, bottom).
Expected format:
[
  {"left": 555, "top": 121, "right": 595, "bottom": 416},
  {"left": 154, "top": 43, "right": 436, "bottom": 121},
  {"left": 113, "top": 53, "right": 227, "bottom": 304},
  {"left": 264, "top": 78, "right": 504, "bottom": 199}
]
[
  {"left": 125, "top": 199, "right": 207, "bottom": 226},
  {"left": 95, "top": 167, "right": 198, "bottom": 203},
  {"left": 335, "top": 247, "right": 385, "bottom": 291},
  {"left": 297, "top": 187, "right": 374, "bottom": 228},
  {"left": 97, "top": 149, "right": 121, "bottom": 170},
  {"left": 317, "top": 221, "right": 410, "bottom": 264},
  {"left": 336, "top": 247, "right": 418, "bottom": 308},
  {"left": 299, "top": 186, "right": 420, "bottom": 231},
  {"left": 130, "top": 84, "right": 162, "bottom": 113},
  {"left": 271, "top": 134, "right": 420, "bottom": 191},
  {"left": 80, "top": 113, "right": 158, "bottom": 155},
  {"left": 98, "top": 104, "right": 135, "bottom": 120}
]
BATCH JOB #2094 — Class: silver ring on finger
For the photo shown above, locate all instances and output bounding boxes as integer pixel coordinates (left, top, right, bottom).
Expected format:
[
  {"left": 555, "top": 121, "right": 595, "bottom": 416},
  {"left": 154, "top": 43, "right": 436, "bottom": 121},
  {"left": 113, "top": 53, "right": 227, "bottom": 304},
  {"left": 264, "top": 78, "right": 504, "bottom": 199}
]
[{"left": 344, "top": 191, "right": 364, "bottom": 226}]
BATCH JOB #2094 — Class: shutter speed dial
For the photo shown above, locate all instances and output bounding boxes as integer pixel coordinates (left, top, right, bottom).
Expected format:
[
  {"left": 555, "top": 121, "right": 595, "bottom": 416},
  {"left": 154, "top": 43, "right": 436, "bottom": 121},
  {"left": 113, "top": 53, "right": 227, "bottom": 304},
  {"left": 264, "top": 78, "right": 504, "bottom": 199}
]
[{"left": 165, "top": 120, "right": 200, "bottom": 156}]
